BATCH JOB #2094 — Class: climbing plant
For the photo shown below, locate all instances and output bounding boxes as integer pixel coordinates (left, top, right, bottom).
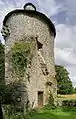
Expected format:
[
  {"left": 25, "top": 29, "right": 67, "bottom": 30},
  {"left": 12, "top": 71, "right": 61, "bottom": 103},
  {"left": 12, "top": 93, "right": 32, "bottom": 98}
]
[
  {"left": 11, "top": 40, "right": 35, "bottom": 80},
  {"left": 48, "top": 91, "right": 54, "bottom": 106}
]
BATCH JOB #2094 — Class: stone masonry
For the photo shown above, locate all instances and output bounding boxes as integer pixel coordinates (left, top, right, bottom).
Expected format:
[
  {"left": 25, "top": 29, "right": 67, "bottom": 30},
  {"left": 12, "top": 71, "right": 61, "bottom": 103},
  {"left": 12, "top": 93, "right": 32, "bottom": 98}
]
[{"left": 1, "top": 3, "right": 57, "bottom": 109}]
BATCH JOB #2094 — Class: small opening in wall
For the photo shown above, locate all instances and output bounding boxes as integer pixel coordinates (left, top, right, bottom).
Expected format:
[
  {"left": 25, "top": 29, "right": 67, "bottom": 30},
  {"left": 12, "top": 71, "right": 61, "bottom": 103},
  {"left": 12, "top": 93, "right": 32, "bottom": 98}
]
[
  {"left": 6, "top": 76, "right": 8, "bottom": 79},
  {"left": 40, "top": 63, "right": 49, "bottom": 75},
  {"left": 36, "top": 37, "right": 43, "bottom": 50},
  {"left": 38, "top": 91, "right": 43, "bottom": 107}
]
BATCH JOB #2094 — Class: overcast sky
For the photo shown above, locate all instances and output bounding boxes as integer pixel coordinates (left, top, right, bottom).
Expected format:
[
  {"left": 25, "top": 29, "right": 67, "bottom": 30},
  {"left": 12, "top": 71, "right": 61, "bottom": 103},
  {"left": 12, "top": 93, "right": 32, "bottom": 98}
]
[{"left": 0, "top": 0, "right": 76, "bottom": 87}]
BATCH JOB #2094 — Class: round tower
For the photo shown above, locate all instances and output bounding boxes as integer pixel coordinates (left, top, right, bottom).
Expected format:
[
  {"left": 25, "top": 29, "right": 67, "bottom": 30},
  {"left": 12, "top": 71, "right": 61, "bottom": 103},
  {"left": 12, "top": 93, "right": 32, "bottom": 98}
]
[{"left": 1, "top": 3, "right": 57, "bottom": 109}]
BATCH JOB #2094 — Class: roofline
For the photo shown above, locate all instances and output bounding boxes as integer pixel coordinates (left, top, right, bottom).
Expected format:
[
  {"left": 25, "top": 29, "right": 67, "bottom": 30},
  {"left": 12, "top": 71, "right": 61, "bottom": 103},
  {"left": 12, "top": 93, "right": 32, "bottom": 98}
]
[{"left": 3, "top": 9, "right": 56, "bottom": 37}]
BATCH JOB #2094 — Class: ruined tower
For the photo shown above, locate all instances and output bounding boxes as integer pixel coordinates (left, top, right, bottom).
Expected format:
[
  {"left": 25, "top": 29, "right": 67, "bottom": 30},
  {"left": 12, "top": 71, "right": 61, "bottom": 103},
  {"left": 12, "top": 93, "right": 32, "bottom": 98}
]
[{"left": 2, "top": 3, "right": 57, "bottom": 109}]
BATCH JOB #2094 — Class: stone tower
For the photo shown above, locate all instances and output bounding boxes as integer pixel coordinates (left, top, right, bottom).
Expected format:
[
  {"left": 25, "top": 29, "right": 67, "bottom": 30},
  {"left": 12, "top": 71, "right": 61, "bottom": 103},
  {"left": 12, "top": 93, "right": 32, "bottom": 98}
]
[{"left": 1, "top": 3, "right": 57, "bottom": 109}]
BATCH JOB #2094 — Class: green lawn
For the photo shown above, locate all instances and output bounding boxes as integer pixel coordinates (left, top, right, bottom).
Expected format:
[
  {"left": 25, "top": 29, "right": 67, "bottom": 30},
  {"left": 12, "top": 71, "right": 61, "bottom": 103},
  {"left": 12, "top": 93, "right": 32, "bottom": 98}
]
[
  {"left": 30, "top": 108, "right": 76, "bottom": 119},
  {"left": 5, "top": 107, "right": 76, "bottom": 119}
]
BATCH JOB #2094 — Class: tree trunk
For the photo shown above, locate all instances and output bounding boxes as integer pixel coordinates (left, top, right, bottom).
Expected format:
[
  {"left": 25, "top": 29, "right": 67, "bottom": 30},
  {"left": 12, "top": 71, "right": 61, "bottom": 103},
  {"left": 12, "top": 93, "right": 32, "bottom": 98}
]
[{"left": 0, "top": 102, "right": 3, "bottom": 119}]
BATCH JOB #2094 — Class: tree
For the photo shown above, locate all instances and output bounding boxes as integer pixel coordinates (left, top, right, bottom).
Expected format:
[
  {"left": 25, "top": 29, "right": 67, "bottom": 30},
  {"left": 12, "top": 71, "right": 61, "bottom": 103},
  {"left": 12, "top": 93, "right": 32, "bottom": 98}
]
[
  {"left": 0, "top": 42, "right": 4, "bottom": 119},
  {"left": 0, "top": 41, "right": 30, "bottom": 113},
  {"left": 0, "top": 43, "right": 5, "bottom": 84},
  {"left": 55, "top": 65, "right": 73, "bottom": 94},
  {"left": 0, "top": 43, "right": 16, "bottom": 116},
  {"left": 73, "top": 87, "right": 76, "bottom": 94}
]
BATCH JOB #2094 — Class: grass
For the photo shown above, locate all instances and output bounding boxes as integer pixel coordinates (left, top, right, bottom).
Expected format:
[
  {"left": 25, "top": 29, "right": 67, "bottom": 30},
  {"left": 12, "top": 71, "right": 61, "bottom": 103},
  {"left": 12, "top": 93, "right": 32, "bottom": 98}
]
[
  {"left": 4, "top": 94, "right": 76, "bottom": 119},
  {"left": 29, "top": 107, "right": 76, "bottom": 119},
  {"left": 4, "top": 107, "right": 76, "bottom": 119}
]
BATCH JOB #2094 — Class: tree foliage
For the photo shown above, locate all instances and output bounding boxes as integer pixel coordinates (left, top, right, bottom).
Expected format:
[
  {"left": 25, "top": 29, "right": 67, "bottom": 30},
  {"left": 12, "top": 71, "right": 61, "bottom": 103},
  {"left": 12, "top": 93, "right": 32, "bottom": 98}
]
[
  {"left": 0, "top": 40, "right": 36, "bottom": 113},
  {"left": 73, "top": 87, "right": 76, "bottom": 94},
  {"left": 0, "top": 42, "right": 4, "bottom": 118},
  {"left": 0, "top": 42, "right": 27, "bottom": 107},
  {"left": 0, "top": 43, "right": 5, "bottom": 84},
  {"left": 55, "top": 65, "right": 73, "bottom": 94},
  {"left": 0, "top": 42, "right": 5, "bottom": 102}
]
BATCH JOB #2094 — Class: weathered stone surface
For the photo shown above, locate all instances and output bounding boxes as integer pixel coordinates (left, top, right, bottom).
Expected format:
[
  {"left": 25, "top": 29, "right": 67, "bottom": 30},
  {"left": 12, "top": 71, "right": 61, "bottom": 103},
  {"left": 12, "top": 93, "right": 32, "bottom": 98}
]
[{"left": 2, "top": 3, "right": 57, "bottom": 109}]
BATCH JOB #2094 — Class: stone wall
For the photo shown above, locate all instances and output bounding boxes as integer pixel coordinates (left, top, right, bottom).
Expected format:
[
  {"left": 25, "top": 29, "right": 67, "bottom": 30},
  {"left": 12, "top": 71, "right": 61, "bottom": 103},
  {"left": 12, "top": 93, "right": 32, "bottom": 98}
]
[{"left": 4, "top": 12, "right": 57, "bottom": 108}]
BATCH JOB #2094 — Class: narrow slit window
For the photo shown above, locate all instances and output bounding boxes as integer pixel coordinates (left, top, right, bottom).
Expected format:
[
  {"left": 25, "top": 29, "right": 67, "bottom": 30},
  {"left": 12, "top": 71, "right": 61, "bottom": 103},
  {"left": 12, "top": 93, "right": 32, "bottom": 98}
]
[{"left": 36, "top": 39, "right": 43, "bottom": 50}]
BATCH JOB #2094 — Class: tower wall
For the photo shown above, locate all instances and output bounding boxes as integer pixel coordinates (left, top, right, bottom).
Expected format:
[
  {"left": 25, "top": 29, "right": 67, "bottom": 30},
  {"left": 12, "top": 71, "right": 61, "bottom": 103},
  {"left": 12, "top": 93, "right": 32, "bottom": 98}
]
[{"left": 3, "top": 9, "right": 57, "bottom": 108}]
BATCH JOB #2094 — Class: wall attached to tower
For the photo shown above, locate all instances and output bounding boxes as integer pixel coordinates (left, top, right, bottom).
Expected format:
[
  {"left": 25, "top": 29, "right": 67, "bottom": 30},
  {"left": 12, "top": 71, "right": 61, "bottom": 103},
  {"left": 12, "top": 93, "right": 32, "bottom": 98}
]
[{"left": 1, "top": 3, "right": 57, "bottom": 109}]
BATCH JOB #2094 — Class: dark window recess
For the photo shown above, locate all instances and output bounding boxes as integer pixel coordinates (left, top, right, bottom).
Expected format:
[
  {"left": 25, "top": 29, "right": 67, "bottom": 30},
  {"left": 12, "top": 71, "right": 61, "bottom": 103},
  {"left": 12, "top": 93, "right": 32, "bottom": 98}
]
[
  {"left": 46, "top": 82, "right": 52, "bottom": 86},
  {"left": 45, "top": 68, "right": 49, "bottom": 75},
  {"left": 42, "top": 67, "right": 49, "bottom": 75},
  {"left": 40, "top": 63, "right": 49, "bottom": 75},
  {"left": 36, "top": 39, "right": 43, "bottom": 49},
  {"left": 6, "top": 76, "right": 8, "bottom": 79}
]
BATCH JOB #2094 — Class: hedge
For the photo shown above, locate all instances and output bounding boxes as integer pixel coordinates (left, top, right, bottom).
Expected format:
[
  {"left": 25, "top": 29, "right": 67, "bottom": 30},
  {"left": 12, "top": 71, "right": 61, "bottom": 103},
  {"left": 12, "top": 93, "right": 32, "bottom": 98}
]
[{"left": 62, "top": 100, "right": 76, "bottom": 107}]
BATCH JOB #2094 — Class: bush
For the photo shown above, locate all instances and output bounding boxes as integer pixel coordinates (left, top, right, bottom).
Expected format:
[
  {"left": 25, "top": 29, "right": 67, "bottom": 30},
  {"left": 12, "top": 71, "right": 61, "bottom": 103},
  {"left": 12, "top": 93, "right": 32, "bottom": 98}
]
[
  {"left": 26, "top": 108, "right": 38, "bottom": 118},
  {"left": 43, "top": 104, "right": 56, "bottom": 110},
  {"left": 43, "top": 91, "right": 56, "bottom": 110},
  {"left": 62, "top": 100, "right": 76, "bottom": 107},
  {"left": 48, "top": 91, "right": 54, "bottom": 106},
  {"left": 4, "top": 107, "right": 38, "bottom": 119}
]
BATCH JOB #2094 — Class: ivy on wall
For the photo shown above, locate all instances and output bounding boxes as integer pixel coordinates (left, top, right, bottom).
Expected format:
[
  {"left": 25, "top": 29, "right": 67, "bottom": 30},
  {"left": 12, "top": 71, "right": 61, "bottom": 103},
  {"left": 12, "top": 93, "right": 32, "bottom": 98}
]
[
  {"left": 48, "top": 91, "right": 54, "bottom": 106},
  {"left": 11, "top": 40, "right": 36, "bottom": 80}
]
